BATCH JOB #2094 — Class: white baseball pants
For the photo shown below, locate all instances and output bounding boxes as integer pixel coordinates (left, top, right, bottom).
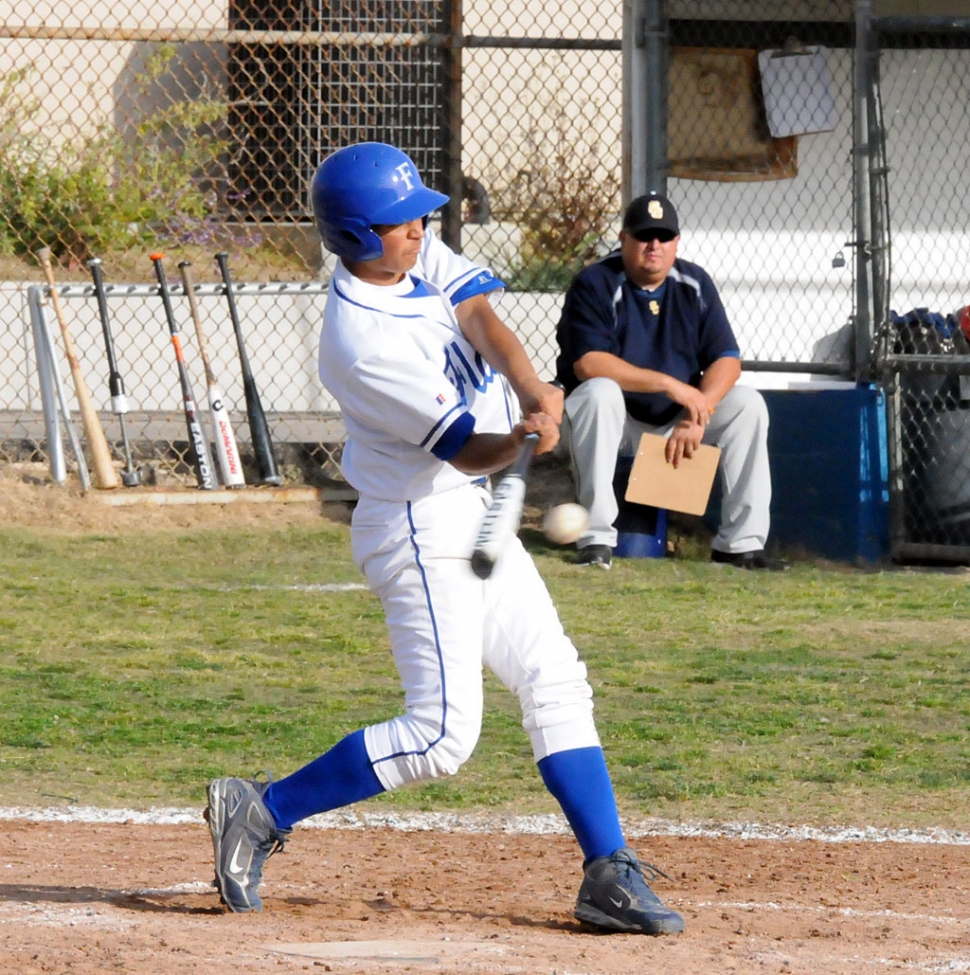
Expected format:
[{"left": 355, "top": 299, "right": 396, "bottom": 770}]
[{"left": 350, "top": 482, "right": 601, "bottom": 792}]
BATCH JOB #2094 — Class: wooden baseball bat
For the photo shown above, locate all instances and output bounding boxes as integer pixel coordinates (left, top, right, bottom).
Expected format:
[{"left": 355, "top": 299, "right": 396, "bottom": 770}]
[{"left": 36, "top": 247, "right": 119, "bottom": 490}]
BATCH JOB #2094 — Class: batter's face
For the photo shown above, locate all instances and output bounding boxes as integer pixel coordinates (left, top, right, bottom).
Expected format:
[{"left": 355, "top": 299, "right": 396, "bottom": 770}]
[
  {"left": 350, "top": 218, "right": 425, "bottom": 285},
  {"left": 620, "top": 229, "right": 679, "bottom": 289}
]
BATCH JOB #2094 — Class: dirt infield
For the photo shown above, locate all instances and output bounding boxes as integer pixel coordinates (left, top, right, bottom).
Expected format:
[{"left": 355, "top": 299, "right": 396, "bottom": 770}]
[{"left": 2, "top": 814, "right": 969, "bottom": 975}]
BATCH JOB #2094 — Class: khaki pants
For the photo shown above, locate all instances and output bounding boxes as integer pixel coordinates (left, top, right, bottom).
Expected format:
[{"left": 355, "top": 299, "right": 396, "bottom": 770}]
[{"left": 562, "top": 377, "right": 772, "bottom": 553}]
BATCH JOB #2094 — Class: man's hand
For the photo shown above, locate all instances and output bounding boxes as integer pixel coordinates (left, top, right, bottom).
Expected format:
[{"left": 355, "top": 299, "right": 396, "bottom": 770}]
[
  {"left": 665, "top": 419, "right": 704, "bottom": 468},
  {"left": 516, "top": 379, "right": 564, "bottom": 426},
  {"left": 667, "top": 379, "right": 713, "bottom": 428},
  {"left": 520, "top": 411, "right": 560, "bottom": 455},
  {"left": 451, "top": 412, "right": 559, "bottom": 475}
]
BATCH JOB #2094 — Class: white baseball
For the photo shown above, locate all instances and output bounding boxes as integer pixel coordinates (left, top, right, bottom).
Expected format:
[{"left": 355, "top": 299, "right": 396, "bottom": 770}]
[{"left": 542, "top": 503, "right": 589, "bottom": 545}]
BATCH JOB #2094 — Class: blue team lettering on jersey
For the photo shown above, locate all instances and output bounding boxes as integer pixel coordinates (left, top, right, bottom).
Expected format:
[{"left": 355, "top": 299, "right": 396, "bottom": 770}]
[{"left": 443, "top": 341, "right": 497, "bottom": 401}]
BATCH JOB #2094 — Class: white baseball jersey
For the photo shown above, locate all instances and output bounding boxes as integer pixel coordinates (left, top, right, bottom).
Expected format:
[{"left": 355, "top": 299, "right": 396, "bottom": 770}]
[
  {"left": 319, "top": 230, "right": 516, "bottom": 501},
  {"left": 413, "top": 226, "right": 502, "bottom": 307}
]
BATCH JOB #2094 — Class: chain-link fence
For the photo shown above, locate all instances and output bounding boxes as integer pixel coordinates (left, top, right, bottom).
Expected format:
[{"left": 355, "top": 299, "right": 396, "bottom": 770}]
[
  {"left": 868, "top": 14, "right": 970, "bottom": 561},
  {"left": 3, "top": 2, "right": 970, "bottom": 559}
]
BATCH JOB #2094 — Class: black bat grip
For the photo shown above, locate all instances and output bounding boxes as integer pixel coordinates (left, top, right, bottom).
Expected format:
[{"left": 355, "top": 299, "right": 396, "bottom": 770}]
[
  {"left": 150, "top": 254, "right": 179, "bottom": 334},
  {"left": 511, "top": 431, "right": 540, "bottom": 473},
  {"left": 88, "top": 258, "right": 130, "bottom": 412},
  {"left": 214, "top": 252, "right": 248, "bottom": 360},
  {"left": 89, "top": 258, "right": 121, "bottom": 373}
]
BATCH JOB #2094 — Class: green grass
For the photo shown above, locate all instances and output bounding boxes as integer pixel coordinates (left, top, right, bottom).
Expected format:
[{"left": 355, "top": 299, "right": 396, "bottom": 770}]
[{"left": 1, "top": 520, "right": 968, "bottom": 830}]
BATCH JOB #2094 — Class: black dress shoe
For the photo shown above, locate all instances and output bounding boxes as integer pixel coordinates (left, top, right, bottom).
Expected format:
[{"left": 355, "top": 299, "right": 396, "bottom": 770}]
[{"left": 711, "top": 548, "right": 790, "bottom": 571}]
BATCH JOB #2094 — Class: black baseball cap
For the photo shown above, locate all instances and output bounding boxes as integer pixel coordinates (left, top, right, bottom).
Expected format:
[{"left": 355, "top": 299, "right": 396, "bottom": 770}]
[{"left": 622, "top": 192, "right": 680, "bottom": 240}]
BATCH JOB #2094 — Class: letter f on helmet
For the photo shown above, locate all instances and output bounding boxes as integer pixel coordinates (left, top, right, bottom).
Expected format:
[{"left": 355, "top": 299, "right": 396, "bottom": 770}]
[
  {"left": 311, "top": 143, "right": 449, "bottom": 262},
  {"left": 393, "top": 161, "right": 416, "bottom": 192}
]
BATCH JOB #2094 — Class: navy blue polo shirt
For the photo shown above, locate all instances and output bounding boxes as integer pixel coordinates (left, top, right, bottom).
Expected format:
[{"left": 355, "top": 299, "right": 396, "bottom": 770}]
[{"left": 554, "top": 252, "right": 740, "bottom": 427}]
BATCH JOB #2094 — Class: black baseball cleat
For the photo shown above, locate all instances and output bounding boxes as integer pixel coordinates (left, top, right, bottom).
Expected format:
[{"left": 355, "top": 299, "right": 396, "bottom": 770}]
[
  {"left": 574, "top": 847, "right": 684, "bottom": 935},
  {"left": 711, "top": 548, "right": 790, "bottom": 571},
  {"left": 575, "top": 544, "right": 612, "bottom": 569}
]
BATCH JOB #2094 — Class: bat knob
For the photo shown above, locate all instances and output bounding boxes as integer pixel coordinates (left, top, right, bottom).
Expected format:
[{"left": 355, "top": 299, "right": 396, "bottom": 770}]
[{"left": 470, "top": 550, "right": 495, "bottom": 580}]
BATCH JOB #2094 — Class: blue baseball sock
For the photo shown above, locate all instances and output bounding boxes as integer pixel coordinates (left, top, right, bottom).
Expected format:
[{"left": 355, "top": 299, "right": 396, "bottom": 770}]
[
  {"left": 263, "top": 729, "right": 384, "bottom": 830},
  {"left": 538, "top": 746, "right": 626, "bottom": 863}
]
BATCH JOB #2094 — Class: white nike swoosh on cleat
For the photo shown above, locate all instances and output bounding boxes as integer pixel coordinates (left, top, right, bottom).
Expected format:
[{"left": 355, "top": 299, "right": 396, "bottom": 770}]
[{"left": 229, "top": 839, "right": 249, "bottom": 880}]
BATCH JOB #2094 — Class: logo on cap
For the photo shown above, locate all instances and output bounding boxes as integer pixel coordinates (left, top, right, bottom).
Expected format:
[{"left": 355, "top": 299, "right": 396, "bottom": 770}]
[
  {"left": 648, "top": 200, "right": 664, "bottom": 219},
  {"left": 394, "top": 162, "right": 416, "bottom": 191}
]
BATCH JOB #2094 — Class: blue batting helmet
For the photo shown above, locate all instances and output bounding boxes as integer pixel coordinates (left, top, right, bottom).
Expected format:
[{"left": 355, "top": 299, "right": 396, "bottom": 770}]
[{"left": 311, "top": 143, "right": 449, "bottom": 262}]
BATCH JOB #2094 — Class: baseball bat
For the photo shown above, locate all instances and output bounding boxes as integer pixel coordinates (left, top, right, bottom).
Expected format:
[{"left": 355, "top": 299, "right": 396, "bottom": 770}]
[
  {"left": 470, "top": 432, "right": 540, "bottom": 579},
  {"left": 88, "top": 258, "right": 142, "bottom": 487},
  {"left": 31, "top": 288, "right": 91, "bottom": 491},
  {"left": 214, "top": 252, "right": 283, "bottom": 486},
  {"left": 149, "top": 252, "right": 217, "bottom": 491},
  {"left": 178, "top": 261, "right": 246, "bottom": 489},
  {"left": 36, "top": 246, "right": 120, "bottom": 490}
]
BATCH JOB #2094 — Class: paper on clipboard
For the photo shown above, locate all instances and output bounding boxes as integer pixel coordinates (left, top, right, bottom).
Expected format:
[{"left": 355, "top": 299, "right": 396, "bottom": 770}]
[
  {"left": 624, "top": 432, "right": 721, "bottom": 517},
  {"left": 758, "top": 46, "right": 838, "bottom": 139}
]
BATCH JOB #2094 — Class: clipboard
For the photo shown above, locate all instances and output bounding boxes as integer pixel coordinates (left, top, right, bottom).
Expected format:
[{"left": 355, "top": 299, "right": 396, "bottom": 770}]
[
  {"left": 758, "top": 46, "right": 838, "bottom": 139},
  {"left": 624, "top": 432, "right": 721, "bottom": 517}
]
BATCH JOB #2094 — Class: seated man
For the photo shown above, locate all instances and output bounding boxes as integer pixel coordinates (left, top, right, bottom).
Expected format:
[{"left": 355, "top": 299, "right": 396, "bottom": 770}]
[{"left": 554, "top": 192, "right": 786, "bottom": 571}]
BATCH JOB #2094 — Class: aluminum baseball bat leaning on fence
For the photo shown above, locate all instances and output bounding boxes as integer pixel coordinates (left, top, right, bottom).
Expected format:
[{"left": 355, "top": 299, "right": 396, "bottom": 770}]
[
  {"left": 214, "top": 252, "right": 283, "bottom": 486},
  {"left": 178, "top": 260, "right": 246, "bottom": 488},
  {"left": 150, "top": 252, "right": 217, "bottom": 491},
  {"left": 88, "top": 258, "right": 142, "bottom": 486}
]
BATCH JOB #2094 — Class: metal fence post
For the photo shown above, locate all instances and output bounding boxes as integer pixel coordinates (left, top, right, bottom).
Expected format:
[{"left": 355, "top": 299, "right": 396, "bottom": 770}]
[
  {"left": 441, "top": 0, "right": 464, "bottom": 251},
  {"left": 853, "top": 0, "right": 874, "bottom": 382},
  {"left": 624, "top": 0, "right": 668, "bottom": 202}
]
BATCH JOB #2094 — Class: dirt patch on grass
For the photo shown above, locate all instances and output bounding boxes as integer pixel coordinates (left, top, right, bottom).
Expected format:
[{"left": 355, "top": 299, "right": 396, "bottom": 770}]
[
  {"left": 1, "top": 453, "right": 713, "bottom": 558},
  {"left": 0, "top": 455, "right": 575, "bottom": 537},
  {"left": 0, "top": 463, "right": 349, "bottom": 535}
]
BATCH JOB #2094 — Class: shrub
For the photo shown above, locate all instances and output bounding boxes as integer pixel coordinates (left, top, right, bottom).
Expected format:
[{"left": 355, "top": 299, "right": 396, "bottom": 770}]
[
  {"left": 487, "top": 68, "right": 621, "bottom": 292},
  {"left": 0, "top": 48, "right": 229, "bottom": 265}
]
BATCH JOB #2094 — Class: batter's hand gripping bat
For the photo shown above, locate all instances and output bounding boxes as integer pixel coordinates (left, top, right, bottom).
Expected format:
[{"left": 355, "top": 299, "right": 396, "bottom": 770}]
[
  {"left": 88, "top": 258, "right": 142, "bottom": 486},
  {"left": 149, "top": 253, "right": 217, "bottom": 491},
  {"left": 214, "top": 252, "right": 282, "bottom": 486},
  {"left": 470, "top": 432, "right": 540, "bottom": 579},
  {"left": 178, "top": 261, "right": 246, "bottom": 489},
  {"left": 36, "top": 246, "right": 119, "bottom": 490}
]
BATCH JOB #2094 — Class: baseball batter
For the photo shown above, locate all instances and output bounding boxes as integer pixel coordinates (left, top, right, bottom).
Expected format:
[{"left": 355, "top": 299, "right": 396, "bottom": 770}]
[{"left": 204, "top": 142, "right": 684, "bottom": 936}]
